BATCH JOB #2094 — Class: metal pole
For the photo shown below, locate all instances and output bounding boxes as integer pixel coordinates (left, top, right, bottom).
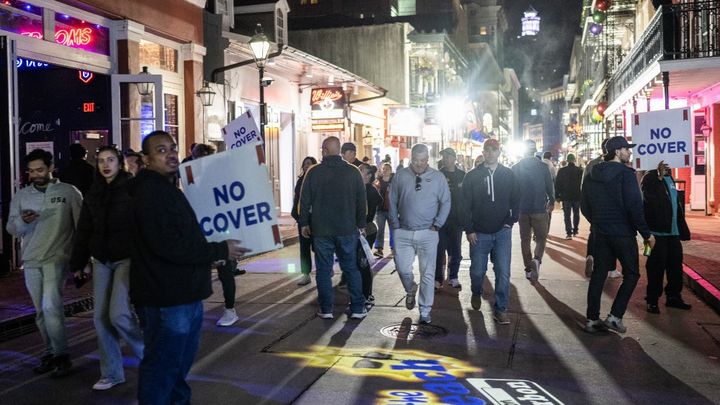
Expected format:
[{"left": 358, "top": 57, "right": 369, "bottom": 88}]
[
  {"left": 259, "top": 66, "right": 266, "bottom": 148},
  {"left": 662, "top": 71, "right": 670, "bottom": 110}
]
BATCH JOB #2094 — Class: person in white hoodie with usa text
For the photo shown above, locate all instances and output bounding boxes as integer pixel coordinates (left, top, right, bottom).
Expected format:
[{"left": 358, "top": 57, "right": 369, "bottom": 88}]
[{"left": 6, "top": 148, "right": 82, "bottom": 378}]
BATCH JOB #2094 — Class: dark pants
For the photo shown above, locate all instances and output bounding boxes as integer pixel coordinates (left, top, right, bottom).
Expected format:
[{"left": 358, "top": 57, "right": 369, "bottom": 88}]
[
  {"left": 587, "top": 229, "right": 595, "bottom": 257},
  {"left": 217, "top": 259, "right": 237, "bottom": 309},
  {"left": 359, "top": 232, "right": 377, "bottom": 298},
  {"left": 435, "top": 224, "right": 463, "bottom": 282},
  {"left": 586, "top": 234, "right": 640, "bottom": 320},
  {"left": 137, "top": 301, "right": 204, "bottom": 405},
  {"left": 562, "top": 200, "right": 581, "bottom": 235},
  {"left": 298, "top": 224, "right": 312, "bottom": 275},
  {"left": 645, "top": 236, "right": 684, "bottom": 304}
]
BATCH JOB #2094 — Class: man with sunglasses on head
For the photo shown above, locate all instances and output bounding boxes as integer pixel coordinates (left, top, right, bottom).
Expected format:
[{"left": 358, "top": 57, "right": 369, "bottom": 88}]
[{"left": 389, "top": 143, "right": 450, "bottom": 324}]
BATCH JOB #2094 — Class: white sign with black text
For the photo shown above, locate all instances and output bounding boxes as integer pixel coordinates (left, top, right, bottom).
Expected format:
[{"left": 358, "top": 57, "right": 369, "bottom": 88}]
[{"left": 630, "top": 108, "right": 692, "bottom": 170}]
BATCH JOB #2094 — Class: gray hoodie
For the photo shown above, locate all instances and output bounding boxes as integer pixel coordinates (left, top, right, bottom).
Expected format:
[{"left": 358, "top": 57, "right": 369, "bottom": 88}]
[{"left": 7, "top": 180, "right": 82, "bottom": 267}]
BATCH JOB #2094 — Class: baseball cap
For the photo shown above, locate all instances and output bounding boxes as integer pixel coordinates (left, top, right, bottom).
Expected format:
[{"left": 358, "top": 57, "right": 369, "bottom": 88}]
[
  {"left": 439, "top": 147, "right": 456, "bottom": 157},
  {"left": 605, "top": 136, "right": 636, "bottom": 152},
  {"left": 341, "top": 142, "right": 356, "bottom": 153},
  {"left": 483, "top": 139, "right": 500, "bottom": 150}
]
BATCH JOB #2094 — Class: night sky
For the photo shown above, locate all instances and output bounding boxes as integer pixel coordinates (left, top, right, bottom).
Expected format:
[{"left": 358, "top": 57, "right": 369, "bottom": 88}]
[{"left": 503, "top": 0, "right": 582, "bottom": 90}]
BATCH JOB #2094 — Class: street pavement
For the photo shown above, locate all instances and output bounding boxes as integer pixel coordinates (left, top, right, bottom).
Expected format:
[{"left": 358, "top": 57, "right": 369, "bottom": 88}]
[{"left": 1, "top": 213, "right": 719, "bottom": 404}]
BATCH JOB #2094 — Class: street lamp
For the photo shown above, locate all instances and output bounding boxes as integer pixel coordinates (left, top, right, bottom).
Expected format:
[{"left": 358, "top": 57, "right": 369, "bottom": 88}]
[
  {"left": 136, "top": 66, "right": 152, "bottom": 96},
  {"left": 702, "top": 122, "right": 712, "bottom": 215},
  {"left": 195, "top": 81, "right": 216, "bottom": 143},
  {"left": 249, "top": 24, "right": 271, "bottom": 146}
]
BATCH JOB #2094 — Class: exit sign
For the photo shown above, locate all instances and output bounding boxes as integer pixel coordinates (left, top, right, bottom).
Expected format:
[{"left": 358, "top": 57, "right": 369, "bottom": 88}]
[{"left": 83, "top": 102, "right": 95, "bottom": 113}]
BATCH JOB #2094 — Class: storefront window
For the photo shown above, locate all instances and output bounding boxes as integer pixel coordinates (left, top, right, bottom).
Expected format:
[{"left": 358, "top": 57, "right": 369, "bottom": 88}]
[
  {"left": 0, "top": 1, "right": 43, "bottom": 38},
  {"left": 164, "top": 94, "right": 178, "bottom": 138},
  {"left": 53, "top": 13, "right": 110, "bottom": 55},
  {"left": 139, "top": 40, "right": 178, "bottom": 73}
]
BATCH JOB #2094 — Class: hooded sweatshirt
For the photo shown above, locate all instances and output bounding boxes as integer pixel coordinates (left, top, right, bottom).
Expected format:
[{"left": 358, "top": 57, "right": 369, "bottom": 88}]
[
  {"left": 581, "top": 161, "right": 651, "bottom": 239},
  {"left": 6, "top": 179, "right": 82, "bottom": 267},
  {"left": 462, "top": 164, "right": 519, "bottom": 234}
]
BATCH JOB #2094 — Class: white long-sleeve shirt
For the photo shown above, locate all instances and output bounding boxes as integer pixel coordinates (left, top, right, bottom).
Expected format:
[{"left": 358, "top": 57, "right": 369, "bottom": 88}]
[{"left": 7, "top": 179, "right": 82, "bottom": 267}]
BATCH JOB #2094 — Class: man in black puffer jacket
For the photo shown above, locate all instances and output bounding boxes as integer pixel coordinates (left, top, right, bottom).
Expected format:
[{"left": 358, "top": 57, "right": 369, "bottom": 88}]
[
  {"left": 641, "top": 160, "right": 691, "bottom": 314},
  {"left": 129, "top": 131, "right": 249, "bottom": 405},
  {"left": 581, "top": 136, "right": 655, "bottom": 334},
  {"left": 555, "top": 153, "right": 583, "bottom": 239}
]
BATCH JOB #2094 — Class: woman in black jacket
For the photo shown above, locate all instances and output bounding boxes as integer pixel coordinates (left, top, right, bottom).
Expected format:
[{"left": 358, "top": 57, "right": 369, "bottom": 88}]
[
  {"left": 292, "top": 156, "right": 317, "bottom": 286},
  {"left": 70, "top": 146, "right": 143, "bottom": 391}
]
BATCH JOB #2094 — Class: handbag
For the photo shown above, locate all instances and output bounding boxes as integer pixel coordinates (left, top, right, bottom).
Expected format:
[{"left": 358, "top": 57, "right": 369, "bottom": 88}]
[{"left": 358, "top": 232, "right": 377, "bottom": 267}]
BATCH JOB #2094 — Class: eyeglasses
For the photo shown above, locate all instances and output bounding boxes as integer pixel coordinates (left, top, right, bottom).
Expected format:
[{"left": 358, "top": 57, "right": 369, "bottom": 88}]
[{"left": 415, "top": 175, "right": 422, "bottom": 192}]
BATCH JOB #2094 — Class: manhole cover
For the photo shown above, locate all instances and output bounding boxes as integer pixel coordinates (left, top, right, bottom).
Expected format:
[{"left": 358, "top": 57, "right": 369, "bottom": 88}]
[{"left": 380, "top": 322, "right": 448, "bottom": 340}]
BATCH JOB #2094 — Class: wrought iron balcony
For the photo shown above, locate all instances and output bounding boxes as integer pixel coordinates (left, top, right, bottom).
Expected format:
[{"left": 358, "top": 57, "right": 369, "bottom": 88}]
[{"left": 608, "top": 0, "right": 719, "bottom": 102}]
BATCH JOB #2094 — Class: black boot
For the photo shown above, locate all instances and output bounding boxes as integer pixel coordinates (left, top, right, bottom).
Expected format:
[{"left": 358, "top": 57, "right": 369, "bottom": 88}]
[
  {"left": 666, "top": 297, "right": 692, "bottom": 310},
  {"left": 50, "top": 354, "right": 72, "bottom": 378},
  {"left": 32, "top": 354, "right": 55, "bottom": 375}
]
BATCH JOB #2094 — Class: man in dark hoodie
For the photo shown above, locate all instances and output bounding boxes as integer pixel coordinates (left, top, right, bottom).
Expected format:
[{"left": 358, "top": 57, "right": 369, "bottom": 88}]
[
  {"left": 435, "top": 148, "right": 466, "bottom": 289},
  {"left": 299, "top": 136, "right": 368, "bottom": 320},
  {"left": 58, "top": 143, "right": 95, "bottom": 196},
  {"left": 641, "top": 160, "right": 691, "bottom": 314},
  {"left": 463, "top": 139, "right": 519, "bottom": 325},
  {"left": 581, "top": 136, "right": 655, "bottom": 334},
  {"left": 512, "top": 139, "right": 554, "bottom": 284},
  {"left": 130, "top": 131, "right": 249, "bottom": 404}
]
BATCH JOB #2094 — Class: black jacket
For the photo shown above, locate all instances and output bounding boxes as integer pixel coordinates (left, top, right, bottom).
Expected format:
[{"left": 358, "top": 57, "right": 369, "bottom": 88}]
[
  {"left": 440, "top": 167, "right": 466, "bottom": 228},
  {"left": 299, "top": 155, "right": 366, "bottom": 237},
  {"left": 70, "top": 171, "right": 133, "bottom": 271},
  {"left": 462, "top": 164, "right": 520, "bottom": 234},
  {"left": 555, "top": 162, "right": 583, "bottom": 202},
  {"left": 581, "top": 161, "right": 651, "bottom": 239},
  {"left": 641, "top": 170, "right": 691, "bottom": 240},
  {"left": 58, "top": 159, "right": 95, "bottom": 196},
  {"left": 129, "top": 169, "right": 229, "bottom": 307},
  {"left": 366, "top": 182, "right": 383, "bottom": 224},
  {"left": 291, "top": 175, "right": 305, "bottom": 222}
]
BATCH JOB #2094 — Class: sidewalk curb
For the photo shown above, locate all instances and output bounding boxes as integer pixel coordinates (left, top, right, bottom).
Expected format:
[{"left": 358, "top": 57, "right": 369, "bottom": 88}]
[{"left": 683, "top": 264, "right": 720, "bottom": 315}]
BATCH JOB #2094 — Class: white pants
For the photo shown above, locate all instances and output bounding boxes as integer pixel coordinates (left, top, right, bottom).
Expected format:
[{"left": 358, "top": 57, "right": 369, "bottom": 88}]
[{"left": 393, "top": 228, "right": 439, "bottom": 317}]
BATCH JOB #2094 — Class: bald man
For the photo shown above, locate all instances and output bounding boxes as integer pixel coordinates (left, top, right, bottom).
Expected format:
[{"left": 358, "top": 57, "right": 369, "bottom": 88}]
[{"left": 298, "top": 136, "right": 368, "bottom": 320}]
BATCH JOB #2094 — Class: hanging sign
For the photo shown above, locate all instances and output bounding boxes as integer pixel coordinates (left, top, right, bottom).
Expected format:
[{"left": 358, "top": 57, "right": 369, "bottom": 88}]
[
  {"left": 311, "top": 87, "right": 346, "bottom": 119},
  {"left": 630, "top": 107, "right": 692, "bottom": 170},
  {"left": 179, "top": 145, "right": 282, "bottom": 255},
  {"left": 222, "top": 110, "right": 263, "bottom": 150}
]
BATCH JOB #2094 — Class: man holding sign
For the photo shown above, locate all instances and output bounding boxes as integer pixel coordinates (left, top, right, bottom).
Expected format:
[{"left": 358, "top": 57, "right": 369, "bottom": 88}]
[
  {"left": 299, "top": 136, "right": 368, "bottom": 320},
  {"left": 129, "top": 131, "right": 250, "bottom": 404}
]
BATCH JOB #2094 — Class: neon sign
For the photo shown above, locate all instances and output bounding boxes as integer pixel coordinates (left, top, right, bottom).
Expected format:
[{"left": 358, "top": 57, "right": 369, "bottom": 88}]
[
  {"left": 16, "top": 57, "right": 49, "bottom": 69},
  {"left": 21, "top": 27, "right": 94, "bottom": 47},
  {"left": 83, "top": 102, "right": 95, "bottom": 113},
  {"left": 78, "top": 70, "right": 94, "bottom": 84}
]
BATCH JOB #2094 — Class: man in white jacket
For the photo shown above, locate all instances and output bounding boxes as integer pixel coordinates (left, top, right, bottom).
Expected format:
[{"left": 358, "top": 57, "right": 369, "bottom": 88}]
[{"left": 6, "top": 149, "right": 82, "bottom": 377}]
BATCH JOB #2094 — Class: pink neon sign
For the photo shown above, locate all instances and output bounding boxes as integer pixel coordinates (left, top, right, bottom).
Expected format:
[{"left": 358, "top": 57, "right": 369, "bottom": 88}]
[{"left": 21, "top": 27, "right": 93, "bottom": 47}]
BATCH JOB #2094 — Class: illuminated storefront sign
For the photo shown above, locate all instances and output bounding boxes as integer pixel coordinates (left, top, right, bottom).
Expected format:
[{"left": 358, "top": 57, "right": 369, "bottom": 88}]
[
  {"left": 82, "top": 102, "right": 95, "bottom": 113},
  {"left": 21, "top": 27, "right": 93, "bottom": 47},
  {"left": 16, "top": 57, "right": 49, "bottom": 68},
  {"left": 78, "top": 70, "right": 94, "bottom": 84},
  {"left": 311, "top": 87, "right": 346, "bottom": 120},
  {"left": 282, "top": 347, "right": 565, "bottom": 405}
]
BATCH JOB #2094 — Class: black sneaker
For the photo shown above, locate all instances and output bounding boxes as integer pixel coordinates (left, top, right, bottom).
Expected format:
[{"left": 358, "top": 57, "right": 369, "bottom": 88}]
[
  {"left": 32, "top": 354, "right": 55, "bottom": 375},
  {"left": 646, "top": 303, "right": 660, "bottom": 314},
  {"left": 50, "top": 354, "right": 72, "bottom": 378},
  {"left": 666, "top": 298, "right": 692, "bottom": 310}
]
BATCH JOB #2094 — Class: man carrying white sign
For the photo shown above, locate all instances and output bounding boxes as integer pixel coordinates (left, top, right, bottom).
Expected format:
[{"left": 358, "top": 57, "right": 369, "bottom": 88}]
[{"left": 631, "top": 107, "right": 692, "bottom": 170}]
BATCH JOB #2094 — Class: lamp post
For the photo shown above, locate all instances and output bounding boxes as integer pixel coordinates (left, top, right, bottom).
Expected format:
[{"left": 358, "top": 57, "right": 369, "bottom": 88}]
[
  {"left": 702, "top": 122, "right": 712, "bottom": 216},
  {"left": 195, "top": 81, "right": 216, "bottom": 143},
  {"left": 136, "top": 66, "right": 152, "bottom": 96},
  {"left": 249, "top": 24, "right": 271, "bottom": 147}
]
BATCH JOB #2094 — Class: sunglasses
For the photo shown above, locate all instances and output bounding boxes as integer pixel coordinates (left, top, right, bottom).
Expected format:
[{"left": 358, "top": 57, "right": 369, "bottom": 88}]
[{"left": 415, "top": 175, "right": 422, "bottom": 192}]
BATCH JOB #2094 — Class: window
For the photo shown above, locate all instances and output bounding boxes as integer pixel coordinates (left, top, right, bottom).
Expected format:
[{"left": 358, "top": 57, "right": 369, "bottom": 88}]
[
  {"left": 139, "top": 40, "right": 178, "bottom": 73},
  {"left": 164, "top": 94, "right": 178, "bottom": 138},
  {"left": 480, "top": 26, "right": 487, "bottom": 35}
]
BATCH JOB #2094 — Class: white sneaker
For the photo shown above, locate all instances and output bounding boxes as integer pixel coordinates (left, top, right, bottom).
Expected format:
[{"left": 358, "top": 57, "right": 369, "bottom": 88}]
[
  {"left": 608, "top": 270, "right": 622, "bottom": 279},
  {"left": 604, "top": 314, "right": 627, "bottom": 333},
  {"left": 297, "top": 274, "right": 311, "bottom": 286},
  {"left": 216, "top": 308, "right": 239, "bottom": 326},
  {"left": 316, "top": 311, "right": 334, "bottom": 319},
  {"left": 92, "top": 377, "right": 124, "bottom": 390},
  {"left": 350, "top": 309, "right": 368, "bottom": 319}
]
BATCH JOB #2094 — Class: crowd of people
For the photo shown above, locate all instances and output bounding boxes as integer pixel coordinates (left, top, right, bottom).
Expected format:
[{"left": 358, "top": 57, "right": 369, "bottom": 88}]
[{"left": 5, "top": 132, "right": 693, "bottom": 403}]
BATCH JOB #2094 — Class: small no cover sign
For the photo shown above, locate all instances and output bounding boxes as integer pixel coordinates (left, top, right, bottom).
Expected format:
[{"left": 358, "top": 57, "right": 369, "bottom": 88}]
[
  {"left": 630, "top": 108, "right": 692, "bottom": 170},
  {"left": 466, "top": 378, "right": 565, "bottom": 405}
]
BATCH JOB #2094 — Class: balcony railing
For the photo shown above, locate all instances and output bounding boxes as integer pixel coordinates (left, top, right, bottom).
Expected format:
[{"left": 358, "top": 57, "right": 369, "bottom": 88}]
[{"left": 608, "top": 0, "right": 719, "bottom": 102}]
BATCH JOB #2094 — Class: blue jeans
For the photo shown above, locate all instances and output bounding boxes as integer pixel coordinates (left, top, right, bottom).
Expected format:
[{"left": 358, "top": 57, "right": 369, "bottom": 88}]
[
  {"left": 374, "top": 210, "right": 394, "bottom": 249},
  {"left": 93, "top": 258, "right": 144, "bottom": 382},
  {"left": 24, "top": 262, "right": 68, "bottom": 356},
  {"left": 136, "top": 301, "right": 204, "bottom": 405},
  {"left": 562, "top": 200, "right": 581, "bottom": 235},
  {"left": 435, "top": 224, "right": 463, "bottom": 281},
  {"left": 586, "top": 234, "right": 640, "bottom": 320},
  {"left": 313, "top": 234, "right": 364, "bottom": 313},
  {"left": 298, "top": 224, "right": 312, "bottom": 275},
  {"left": 468, "top": 227, "right": 512, "bottom": 313}
]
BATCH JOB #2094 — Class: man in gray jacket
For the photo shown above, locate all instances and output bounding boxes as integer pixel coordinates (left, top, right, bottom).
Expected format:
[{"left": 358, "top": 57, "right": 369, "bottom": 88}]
[
  {"left": 7, "top": 149, "right": 82, "bottom": 377},
  {"left": 389, "top": 143, "right": 450, "bottom": 324}
]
